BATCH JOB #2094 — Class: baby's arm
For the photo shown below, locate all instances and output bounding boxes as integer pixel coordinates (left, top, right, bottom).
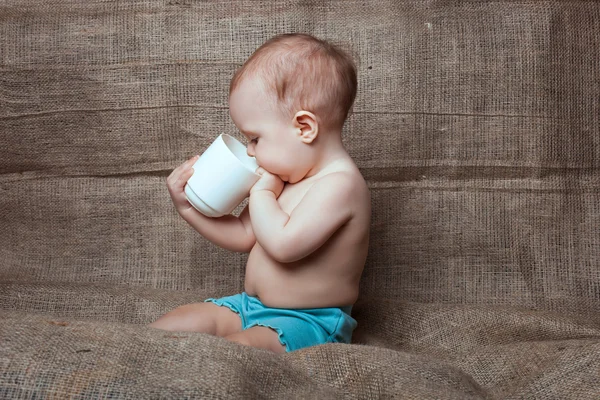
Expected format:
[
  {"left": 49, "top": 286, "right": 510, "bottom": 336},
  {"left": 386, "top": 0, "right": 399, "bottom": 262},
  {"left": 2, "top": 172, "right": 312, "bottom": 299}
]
[
  {"left": 167, "top": 155, "right": 255, "bottom": 253},
  {"left": 179, "top": 204, "right": 254, "bottom": 253},
  {"left": 249, "top": 172, "right": 354, "bottom": 263}
]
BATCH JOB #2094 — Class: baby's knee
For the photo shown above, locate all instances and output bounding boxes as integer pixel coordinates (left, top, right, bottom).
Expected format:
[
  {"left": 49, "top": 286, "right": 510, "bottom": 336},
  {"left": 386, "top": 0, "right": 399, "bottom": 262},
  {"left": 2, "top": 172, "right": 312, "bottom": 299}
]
[{"left": 147, "top": 303, "right": 218, "bottom": 334}]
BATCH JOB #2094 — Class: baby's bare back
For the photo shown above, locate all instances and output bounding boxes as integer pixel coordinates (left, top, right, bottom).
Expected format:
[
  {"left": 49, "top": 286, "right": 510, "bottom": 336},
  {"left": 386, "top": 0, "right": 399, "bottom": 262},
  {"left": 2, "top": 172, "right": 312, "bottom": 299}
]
[{"left": 244, "top": 165, "right": 371, "bottom": 309}]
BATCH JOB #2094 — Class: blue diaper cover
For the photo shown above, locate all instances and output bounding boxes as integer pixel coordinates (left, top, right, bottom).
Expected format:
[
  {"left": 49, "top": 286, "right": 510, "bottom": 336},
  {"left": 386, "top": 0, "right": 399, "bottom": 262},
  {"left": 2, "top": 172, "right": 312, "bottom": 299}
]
[{"left": 204, "top": 292, "right": 357, "bottom": 352}]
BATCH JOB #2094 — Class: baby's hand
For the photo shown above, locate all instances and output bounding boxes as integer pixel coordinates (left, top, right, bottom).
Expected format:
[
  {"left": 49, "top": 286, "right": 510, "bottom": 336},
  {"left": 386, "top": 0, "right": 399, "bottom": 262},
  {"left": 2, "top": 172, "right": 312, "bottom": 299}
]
[
  {"left": 167, "top": 154, "right": 199, "bottom": 213},
  {"left": 250, "top": 167, "right": 284, "bottom": 198}
]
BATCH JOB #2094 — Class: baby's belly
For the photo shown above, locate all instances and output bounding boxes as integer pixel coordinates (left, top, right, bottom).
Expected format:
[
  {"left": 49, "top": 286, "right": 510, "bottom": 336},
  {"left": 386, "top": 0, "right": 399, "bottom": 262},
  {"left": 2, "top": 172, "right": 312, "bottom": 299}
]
[{"left": 244, "top": 243, "right": 360, "bottom": 309}]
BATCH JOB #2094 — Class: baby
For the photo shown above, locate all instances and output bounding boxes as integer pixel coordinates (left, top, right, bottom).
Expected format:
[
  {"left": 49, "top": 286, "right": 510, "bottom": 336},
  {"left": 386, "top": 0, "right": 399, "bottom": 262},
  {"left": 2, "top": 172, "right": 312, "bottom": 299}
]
[{"left": 149, "top": 33, "right": 371, "bottom": 353}]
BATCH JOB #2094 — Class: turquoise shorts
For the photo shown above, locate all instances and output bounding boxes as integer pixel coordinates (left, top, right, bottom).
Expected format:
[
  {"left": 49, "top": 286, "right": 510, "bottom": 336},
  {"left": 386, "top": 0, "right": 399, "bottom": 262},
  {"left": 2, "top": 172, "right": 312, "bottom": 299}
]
[{"left": 204, "top": 292, "right": 357, "bottom": 352}]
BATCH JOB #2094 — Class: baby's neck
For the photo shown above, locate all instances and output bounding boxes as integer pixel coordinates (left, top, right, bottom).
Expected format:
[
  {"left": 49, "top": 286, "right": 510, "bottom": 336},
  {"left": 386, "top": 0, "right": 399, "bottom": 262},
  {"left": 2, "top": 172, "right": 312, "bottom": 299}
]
[{"left": 303, "top": 133, "right": 351, "bottom": 180}]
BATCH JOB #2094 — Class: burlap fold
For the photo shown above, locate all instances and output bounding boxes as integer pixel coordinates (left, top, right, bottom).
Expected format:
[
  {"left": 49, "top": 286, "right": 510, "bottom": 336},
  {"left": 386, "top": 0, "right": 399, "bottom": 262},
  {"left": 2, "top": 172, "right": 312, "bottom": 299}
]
[{"left": 2, "top": 0, "right": 599, "bottom": 398}]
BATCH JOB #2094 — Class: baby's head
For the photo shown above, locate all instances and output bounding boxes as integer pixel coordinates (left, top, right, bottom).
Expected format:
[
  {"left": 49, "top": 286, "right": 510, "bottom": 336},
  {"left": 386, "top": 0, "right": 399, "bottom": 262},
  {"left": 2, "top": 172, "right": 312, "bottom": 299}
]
[{"left": 228, "top": 33, "right": 358, "bottom": 183}]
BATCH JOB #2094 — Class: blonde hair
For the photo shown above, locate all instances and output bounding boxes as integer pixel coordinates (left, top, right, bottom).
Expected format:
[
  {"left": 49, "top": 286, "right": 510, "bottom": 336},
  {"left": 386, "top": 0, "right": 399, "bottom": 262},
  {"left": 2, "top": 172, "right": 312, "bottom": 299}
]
[{"left": 229, "top": 33, "right": 358, "bottom": 132}]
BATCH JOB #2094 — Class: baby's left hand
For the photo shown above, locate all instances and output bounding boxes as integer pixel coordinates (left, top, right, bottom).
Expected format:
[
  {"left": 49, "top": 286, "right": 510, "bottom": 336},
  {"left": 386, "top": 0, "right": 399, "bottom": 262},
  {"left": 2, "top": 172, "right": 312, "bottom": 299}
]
[{"left": 250, "top": 167, "right": 284, "bottom": 198}]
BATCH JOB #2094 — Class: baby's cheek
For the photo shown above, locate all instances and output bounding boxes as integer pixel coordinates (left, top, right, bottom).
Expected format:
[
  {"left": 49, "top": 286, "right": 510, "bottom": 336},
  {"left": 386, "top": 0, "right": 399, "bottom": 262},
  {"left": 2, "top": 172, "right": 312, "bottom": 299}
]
[{"left": 255, "top": 151, "right": 273, "bottom": 171}]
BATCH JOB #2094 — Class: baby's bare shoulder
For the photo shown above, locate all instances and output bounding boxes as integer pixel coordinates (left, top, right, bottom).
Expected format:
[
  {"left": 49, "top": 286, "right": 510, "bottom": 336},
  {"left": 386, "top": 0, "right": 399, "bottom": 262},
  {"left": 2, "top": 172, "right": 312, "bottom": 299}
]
[
  {"left": 315, "top": 169, "right": 370, "bottom": 210},
  {"left": 322, "top": 168, "right": 368, "bottom": 191},
  {"left": 313, "top": 169, "right": 360, "bottom": 192}
]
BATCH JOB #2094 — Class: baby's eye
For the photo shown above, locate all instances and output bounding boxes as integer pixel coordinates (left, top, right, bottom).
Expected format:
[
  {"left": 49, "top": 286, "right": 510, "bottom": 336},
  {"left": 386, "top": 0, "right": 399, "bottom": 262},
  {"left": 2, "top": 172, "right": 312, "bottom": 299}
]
[{"left": 250, "top": 137, "right": 259, "bottom": 144}]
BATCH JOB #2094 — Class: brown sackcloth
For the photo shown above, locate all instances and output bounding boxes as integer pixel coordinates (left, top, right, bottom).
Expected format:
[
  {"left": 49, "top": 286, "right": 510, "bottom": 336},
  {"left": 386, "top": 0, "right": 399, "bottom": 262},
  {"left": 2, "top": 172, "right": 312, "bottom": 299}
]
[{"left": 1, "top": 0, "right": 600, "bottom": 398}]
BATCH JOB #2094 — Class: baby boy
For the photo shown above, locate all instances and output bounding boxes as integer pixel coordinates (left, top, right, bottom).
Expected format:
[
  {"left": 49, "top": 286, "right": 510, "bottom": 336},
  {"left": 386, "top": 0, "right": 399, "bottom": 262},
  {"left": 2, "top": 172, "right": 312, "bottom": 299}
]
[{"left": 148, "top": 33, "right": 371, "bottom": 353}]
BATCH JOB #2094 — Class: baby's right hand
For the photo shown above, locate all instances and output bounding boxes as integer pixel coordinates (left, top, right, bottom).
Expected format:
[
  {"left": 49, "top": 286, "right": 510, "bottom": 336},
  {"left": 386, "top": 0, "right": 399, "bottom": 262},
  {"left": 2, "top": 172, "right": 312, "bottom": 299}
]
[{"left": 166, "top": 155, "right": 199, "bottom": 213}]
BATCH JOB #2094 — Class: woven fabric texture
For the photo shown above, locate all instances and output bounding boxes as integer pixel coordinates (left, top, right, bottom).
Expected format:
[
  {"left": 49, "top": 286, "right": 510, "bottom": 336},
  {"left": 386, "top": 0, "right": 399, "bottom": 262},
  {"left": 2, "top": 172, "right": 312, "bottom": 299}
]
[{"left": 1, "top": 0, "right": 600, "bottom": 398}]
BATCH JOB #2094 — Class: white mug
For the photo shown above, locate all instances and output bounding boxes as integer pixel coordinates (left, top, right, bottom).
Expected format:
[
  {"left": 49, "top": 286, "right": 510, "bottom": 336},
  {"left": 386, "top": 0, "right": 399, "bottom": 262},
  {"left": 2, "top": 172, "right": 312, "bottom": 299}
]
[{"left": 184, "top": 133, "right": 261, "bottom": 217}]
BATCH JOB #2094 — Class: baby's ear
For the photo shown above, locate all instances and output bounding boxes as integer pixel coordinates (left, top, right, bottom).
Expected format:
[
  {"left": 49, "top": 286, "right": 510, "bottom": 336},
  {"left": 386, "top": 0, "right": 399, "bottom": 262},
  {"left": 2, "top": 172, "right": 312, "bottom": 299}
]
[{"left": 293, "top": 111, "right": 318, "bottom": 144}]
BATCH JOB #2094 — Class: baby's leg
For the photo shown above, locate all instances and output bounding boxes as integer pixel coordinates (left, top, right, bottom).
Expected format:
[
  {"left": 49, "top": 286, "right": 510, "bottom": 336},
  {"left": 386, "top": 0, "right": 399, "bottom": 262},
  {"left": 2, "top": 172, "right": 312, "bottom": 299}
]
[
  {"left": 225, "top": 326, "right": 287, "bottom": 353},
  {"left": 147, "top": 302, "right": 242, "bottom": 337}
]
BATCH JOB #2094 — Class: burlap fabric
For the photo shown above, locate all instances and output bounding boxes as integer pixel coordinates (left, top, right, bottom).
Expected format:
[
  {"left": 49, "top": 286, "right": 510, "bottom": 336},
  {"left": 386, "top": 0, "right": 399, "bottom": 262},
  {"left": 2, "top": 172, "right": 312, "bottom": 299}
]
[{"left": 1, "top": 0, "right": 599, "bottom": 398}]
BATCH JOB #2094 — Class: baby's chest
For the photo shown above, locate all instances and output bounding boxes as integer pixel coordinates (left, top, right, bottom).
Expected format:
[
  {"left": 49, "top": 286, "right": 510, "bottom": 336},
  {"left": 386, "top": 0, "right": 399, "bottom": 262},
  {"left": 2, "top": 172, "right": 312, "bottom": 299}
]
[{"left": 277, "top": 182, "right": 315, "bottom": 215}]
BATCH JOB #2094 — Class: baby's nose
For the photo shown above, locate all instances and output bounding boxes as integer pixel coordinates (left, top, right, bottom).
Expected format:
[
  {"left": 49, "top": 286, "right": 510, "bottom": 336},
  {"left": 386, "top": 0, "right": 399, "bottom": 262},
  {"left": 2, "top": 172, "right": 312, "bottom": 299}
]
[{"left": 246, "top": 144, "right": 255, "bottom": 157}]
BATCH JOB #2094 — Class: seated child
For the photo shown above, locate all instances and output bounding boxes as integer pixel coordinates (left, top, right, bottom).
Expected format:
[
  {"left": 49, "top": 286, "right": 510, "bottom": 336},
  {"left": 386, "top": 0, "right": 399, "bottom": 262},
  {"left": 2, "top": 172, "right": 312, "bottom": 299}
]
[{"left": 149, "top": 33, "right": 371, "bottom": 353}]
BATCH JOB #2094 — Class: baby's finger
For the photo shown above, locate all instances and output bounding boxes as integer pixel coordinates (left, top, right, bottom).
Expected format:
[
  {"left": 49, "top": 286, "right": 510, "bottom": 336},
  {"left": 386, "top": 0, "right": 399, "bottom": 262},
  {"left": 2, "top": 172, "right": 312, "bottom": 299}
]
[
  {"left": 167, "top": 168, "right": 180, "bottom": 184},
  {"left": 179, "top": 155, "right": 199, "bottom": 171},
  {"left": 176, "top": 168, "right": 194, "bottom": 187},
  {"left": 170, "top": 155, "right": 198, "bottom": 179}
]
